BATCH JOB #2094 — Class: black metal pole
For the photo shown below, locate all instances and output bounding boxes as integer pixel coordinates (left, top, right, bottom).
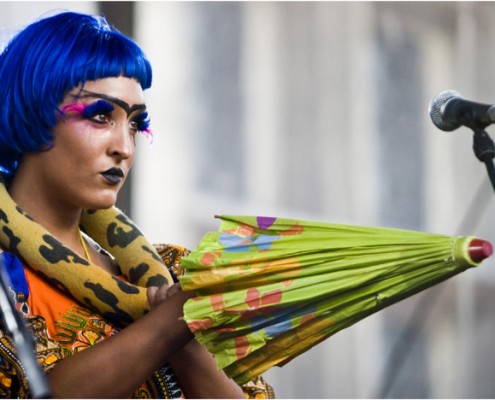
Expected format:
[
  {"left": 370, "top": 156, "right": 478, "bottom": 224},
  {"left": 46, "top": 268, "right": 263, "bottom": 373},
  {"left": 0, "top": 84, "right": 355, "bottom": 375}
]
[
  {"left": 472, "top": 129, "right": 495, "bottom": 195},
  {"left": 483, "top": 159, "right": 495, "bottom": 194}
]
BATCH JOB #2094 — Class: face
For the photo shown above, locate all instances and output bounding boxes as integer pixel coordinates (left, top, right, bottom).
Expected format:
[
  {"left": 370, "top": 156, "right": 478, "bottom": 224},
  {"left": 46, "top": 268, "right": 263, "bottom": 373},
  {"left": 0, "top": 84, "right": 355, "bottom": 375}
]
[{"left": 26, "top": 76, "right": 148, "bottom": 210}]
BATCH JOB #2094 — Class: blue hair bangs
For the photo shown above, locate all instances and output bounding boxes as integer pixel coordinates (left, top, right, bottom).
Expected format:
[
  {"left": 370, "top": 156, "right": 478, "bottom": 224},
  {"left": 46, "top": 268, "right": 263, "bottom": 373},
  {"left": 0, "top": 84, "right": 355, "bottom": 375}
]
[
  {"left": 0, "top": 12, "right": 152, "bottom": 176},
  {"left": 62, "top": 20, "right": 153, "bottom": 91}
]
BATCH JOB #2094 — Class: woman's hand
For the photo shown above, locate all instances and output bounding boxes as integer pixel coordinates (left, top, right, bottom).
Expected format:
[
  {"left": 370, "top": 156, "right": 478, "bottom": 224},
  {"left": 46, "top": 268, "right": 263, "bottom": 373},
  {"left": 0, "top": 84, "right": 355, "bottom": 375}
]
[
  {"left": 147, "top": 282, "right": 196, "bottom": 320},
  {"left": 147, "top": 282, "right": 185, "bottom": 308}
]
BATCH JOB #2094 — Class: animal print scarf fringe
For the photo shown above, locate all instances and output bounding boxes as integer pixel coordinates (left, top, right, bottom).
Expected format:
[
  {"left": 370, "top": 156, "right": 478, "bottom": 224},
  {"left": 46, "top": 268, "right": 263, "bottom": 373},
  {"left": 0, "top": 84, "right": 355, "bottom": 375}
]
[{"left": 0, "top": 177, "right": 173, "bottom": 327}]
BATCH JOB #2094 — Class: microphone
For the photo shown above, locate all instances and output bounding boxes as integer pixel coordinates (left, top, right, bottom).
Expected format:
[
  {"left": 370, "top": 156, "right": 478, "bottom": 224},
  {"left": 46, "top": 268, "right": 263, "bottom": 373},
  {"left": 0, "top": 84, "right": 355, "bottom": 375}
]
[{"left": 429, "top": 90, "right": 495, "bottom": 131}]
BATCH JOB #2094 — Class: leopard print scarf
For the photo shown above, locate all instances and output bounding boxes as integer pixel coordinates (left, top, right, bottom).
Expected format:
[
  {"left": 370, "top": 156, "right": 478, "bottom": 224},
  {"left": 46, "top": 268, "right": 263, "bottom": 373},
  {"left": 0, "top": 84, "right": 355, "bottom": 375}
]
[{"left": 0, "top": 178, "right": 174, "bottom": 327}]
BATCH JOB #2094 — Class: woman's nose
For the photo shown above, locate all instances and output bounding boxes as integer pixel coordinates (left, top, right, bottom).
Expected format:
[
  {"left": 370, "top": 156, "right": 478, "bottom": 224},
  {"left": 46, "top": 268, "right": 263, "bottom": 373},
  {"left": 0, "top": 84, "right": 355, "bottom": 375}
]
[{"left": 108, "top": 123, "right": 134, "bottom": 161}]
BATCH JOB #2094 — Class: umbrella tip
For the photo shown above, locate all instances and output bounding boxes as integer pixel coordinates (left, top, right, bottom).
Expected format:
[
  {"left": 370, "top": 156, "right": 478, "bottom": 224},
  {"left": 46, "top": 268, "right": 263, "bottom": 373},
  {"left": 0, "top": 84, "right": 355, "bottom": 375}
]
[{"left": 469, "top": 239, "right": 493, "bottom": 263}]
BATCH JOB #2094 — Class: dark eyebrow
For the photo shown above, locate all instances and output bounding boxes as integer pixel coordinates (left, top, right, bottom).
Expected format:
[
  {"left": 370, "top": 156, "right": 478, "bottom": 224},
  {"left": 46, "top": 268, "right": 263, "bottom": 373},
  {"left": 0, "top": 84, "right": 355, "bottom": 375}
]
[{"left": 74, "top": 89, "right": 147, "bottom": 116}]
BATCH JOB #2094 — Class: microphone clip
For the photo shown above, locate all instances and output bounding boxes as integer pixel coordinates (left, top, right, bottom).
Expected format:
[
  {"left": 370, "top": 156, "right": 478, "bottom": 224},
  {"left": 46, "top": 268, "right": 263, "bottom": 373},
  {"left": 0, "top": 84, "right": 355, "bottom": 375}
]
[{"left": 473, "top": 129, "right": 495, "bottom": 163}]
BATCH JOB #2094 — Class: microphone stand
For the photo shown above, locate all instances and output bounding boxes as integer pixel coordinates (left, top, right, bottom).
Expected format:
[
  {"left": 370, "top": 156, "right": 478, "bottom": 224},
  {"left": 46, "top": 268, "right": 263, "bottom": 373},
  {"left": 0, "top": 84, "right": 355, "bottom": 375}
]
[
  {"left": 0, "top": 262, "right": 51, "bottom": 398},
  {"left": 472, "top": 129, "right": 495, "bottom": 195}
]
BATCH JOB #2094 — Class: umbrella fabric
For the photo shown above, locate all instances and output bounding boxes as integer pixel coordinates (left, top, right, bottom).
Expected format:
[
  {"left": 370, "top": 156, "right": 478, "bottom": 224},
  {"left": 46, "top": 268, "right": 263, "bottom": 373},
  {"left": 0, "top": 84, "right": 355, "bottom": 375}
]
[{"left": 179, "top": 215, "right": 485, "bottom": 384}]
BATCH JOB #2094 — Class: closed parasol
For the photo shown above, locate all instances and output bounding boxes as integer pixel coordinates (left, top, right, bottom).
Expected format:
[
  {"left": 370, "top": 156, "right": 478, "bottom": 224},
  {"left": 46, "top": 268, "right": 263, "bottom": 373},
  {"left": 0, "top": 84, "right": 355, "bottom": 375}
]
[{"left": 179, "top": 215, "right": 493, "bottom": 384}]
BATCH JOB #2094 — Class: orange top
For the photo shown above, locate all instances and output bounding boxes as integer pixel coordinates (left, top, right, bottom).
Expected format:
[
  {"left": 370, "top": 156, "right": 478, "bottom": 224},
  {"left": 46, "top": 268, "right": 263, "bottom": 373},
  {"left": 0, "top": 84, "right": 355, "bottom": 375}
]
[{"left": 24, "top": 267, "right": 117, "bottom": 356}]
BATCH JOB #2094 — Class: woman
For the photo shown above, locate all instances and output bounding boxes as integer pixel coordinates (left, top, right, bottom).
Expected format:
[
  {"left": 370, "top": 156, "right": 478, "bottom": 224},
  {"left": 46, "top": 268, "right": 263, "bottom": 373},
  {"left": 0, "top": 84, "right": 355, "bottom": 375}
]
[{"left": 0, "top": 11, "right": 273, "bottom": 398}]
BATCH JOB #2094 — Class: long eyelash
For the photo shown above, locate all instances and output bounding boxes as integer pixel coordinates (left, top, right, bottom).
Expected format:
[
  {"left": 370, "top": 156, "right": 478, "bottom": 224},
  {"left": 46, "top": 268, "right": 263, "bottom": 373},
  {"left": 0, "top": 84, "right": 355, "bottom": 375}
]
[
  {"left": 61, "top": 100, "right": 114, "bottom": 119},
  {"left": 81, "top": 100, "right": 114, "bottom": 118},
  {"left": 134, "top": 112, "right": 153, "bottom": 143},
  {"left": 142, "top": 129, "right": 153, "bottom": 144},
  {"left": 134, "top": 112, "right": 150, "bottom": 131},
  {"left": 61, "top": 103, "right": 85, "bottom": 115}
]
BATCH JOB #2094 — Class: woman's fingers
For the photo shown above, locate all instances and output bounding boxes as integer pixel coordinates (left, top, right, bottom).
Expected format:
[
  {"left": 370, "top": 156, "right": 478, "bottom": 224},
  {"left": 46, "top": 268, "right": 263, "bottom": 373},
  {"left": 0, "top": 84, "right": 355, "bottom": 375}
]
[
  {"left": 166, "top": 283, "right": 182, "bottom": 298},
  {"left": 147, "top": 283, "right": 189, "bottom": 308},
  {"left": 146, "top": 286, "right": 159, "bottom": 307}
]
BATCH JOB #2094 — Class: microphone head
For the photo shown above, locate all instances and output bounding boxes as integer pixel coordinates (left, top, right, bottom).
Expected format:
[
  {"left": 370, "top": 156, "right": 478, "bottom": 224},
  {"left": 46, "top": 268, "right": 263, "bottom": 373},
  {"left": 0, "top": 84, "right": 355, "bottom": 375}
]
[{"left": 428, "top": 90, "right": 463, "bottom": 131}]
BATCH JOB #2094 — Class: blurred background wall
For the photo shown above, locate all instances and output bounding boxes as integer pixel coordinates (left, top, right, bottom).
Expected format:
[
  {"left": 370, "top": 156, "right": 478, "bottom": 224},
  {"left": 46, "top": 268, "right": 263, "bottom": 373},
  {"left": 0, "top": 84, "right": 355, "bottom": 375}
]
[{"left": 2, "top": 1, "right": 495, "bottom": 398}]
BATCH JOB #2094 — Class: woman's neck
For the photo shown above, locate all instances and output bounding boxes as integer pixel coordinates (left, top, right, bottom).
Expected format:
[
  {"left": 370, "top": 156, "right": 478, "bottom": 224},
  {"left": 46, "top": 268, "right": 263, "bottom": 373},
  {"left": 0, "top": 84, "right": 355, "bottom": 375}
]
[{"left": 8, "top": 170, "right": 83, "bottom": 249}]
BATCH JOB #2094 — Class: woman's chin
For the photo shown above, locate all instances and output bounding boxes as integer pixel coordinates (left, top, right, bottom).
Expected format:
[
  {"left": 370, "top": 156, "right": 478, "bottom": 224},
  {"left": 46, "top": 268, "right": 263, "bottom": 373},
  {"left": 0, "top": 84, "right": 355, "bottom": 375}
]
[{"left": 85, "top": 195, "right": 118, "bottom": 210}]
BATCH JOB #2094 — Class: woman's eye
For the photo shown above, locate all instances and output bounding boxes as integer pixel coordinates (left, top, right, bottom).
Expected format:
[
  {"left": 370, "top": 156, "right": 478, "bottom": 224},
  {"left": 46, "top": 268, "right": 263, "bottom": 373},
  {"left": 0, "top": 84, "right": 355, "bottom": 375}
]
[
  {"left": 130, "top": 112, "right": 151, "bottom": 133},
  {"left": 90, "top": 113, "right": 112, "bottom": 124},
  {"left": 82, "top": 100, "right": 115, "bottom": 125}
]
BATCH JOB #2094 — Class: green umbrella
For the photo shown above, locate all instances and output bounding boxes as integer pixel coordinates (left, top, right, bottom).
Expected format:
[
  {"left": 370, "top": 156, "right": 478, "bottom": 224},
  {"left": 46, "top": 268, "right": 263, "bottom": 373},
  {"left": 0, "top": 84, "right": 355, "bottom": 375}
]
[{"left": 179, "top": 215, "right": 492, "bottom": 384}]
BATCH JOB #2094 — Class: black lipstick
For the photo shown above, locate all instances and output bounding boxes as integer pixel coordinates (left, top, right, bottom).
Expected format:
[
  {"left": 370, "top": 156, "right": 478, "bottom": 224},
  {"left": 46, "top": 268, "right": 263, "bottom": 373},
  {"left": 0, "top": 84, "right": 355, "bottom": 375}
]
[{"left": 101, "top": 167, "right": 124, "bottom": 185}]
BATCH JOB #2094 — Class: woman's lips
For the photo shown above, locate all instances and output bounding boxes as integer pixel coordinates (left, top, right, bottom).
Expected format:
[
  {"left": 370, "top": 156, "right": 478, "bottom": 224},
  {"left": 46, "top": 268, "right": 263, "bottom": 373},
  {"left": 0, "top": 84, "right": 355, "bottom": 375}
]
[{"left": 101, "top": 167, "right": 124, "bottom": 185}]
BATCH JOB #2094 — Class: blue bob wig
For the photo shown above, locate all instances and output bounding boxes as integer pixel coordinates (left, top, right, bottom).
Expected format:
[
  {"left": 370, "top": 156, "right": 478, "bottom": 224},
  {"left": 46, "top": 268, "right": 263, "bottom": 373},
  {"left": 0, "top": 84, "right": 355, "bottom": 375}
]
[{"left": 0, "top": 11, "right": 152, "bottom": 176}]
